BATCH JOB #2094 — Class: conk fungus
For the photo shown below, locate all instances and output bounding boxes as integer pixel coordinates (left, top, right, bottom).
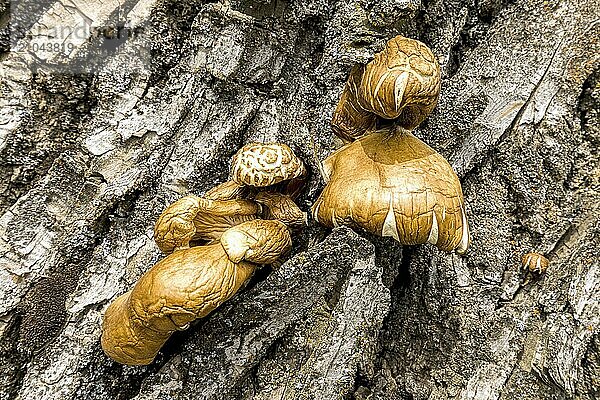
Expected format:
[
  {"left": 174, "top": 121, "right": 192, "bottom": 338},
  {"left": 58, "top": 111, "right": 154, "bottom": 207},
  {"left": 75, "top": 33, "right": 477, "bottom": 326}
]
[
  {"left": 315, "top": 35, "right": 470, "bottom": 254},
  {"left": 102, "top": 142, "right": 306, "bottom": 365}
]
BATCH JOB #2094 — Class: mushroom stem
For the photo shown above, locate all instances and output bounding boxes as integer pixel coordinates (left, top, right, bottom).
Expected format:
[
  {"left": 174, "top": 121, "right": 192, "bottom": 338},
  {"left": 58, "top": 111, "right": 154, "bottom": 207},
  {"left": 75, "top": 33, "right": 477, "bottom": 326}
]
[
  {"left": 282, "top": 175, "right": 307, "bottom": 200},
  {"left": 255, "top": 191, "right": 307, "bottom": 228},
  {"left": 331, "top": 64, "right": 377, "bottom": 141},
  {"left": 190, "top": 197, "right": 260, "bottom": 242},
  {"left": 204, "top": 180, "right": 248, "bottom": 201}
]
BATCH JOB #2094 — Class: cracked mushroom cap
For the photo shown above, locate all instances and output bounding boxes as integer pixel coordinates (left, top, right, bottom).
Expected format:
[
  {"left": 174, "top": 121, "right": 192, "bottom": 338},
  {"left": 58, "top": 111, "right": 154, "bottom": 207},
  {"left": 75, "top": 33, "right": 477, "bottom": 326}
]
[
  {"left": 332, "top": 35, "right": 441, "bottom": 140},
  {"left": 312, "top": 129, "right": 470, "bottom": 254},
  {"left": 230, "top": 142, "right": 306, "bottom": 188}
]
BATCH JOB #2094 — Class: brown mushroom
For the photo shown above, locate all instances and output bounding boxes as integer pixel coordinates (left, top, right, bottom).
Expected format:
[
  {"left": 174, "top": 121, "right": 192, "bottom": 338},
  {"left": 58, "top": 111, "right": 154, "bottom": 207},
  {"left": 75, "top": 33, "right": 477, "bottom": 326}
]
[
  {"left": 154, "top": 142, "right": 308, "bottom": 255},
  {"left": 228, "top": 142, "right": 308, "bottom": 227},
  {"left": 204, "top": 180, "right": 248, "bottom": 200},
  {"left": 331, "top": 65, "right": 377, "bottom": 142},
  {"left": 522, "top": 252, "right": 549, "bottom": 274},
  {"left": 230, "top": 142, "right": 307, "bottom": 198},
  {"left": 101, "top": 219, "right": 292, "bottom": 365},
  {"left": 103, "top": 142, "right": 308, "bottom": 365},
  {"left": 332, "top": 35, "right": 441, "bottom": 141},
  {"left": 220, "top": 219, "right": 292, "bottom": 263},
  {"left": 312, "top": 128, "right": 470, "bottom": 254},
  {"left": 153, "top": 194, "right": 260, "bottom": 254}
]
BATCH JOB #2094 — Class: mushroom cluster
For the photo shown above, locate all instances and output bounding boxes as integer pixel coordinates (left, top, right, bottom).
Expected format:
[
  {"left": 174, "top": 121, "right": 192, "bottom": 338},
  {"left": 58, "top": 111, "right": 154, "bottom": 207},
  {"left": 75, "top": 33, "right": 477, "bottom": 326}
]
[
  {"left": 313, "top": 35, "right": 470, "bottom": 254},
  {"left": 101, "top": 143, "right": 307, "bottom": 365}
]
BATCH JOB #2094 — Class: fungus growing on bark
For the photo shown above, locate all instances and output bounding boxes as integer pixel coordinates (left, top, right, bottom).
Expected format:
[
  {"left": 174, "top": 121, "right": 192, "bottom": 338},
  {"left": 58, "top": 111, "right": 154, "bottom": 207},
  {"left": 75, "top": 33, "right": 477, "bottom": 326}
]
[
  {"left": 254, "top": 191, "right": 307, "bottom": 228},
  {"left": 312, "top": 129, "right": 470, "bottom": 254},
  {"left": 315, "top": 35, "right": 470, "bottom": 254},
  {"left": 102, "top": 142, "right": 307, "bottom": 365},
  {"left": 153, "top": 194, "right": 260, "bottom": 254},
  {"left": 101, "top": 220, "right": 291, "bottom": 365},
  {"left": 154, "top": 143, "right": 308, "bottom": 255},
  {"left": 231, "top": 142, "right": 307, "bottom": 197},
  {"left": 331, "top": 65, "right": 377, "bottom": 141},
  {"left": 332, "top": 35, "right": 441, "bottom": 141},
  {"left": 522, "top": 252, "right": 549, "bottom": 274}
]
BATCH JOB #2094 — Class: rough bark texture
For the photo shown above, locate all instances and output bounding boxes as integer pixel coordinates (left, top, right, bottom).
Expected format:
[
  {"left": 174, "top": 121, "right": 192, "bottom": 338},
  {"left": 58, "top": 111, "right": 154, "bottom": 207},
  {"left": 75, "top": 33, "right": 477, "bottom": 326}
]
[{"left": 1, "top": 0, "right": 599, "bottom": 399}]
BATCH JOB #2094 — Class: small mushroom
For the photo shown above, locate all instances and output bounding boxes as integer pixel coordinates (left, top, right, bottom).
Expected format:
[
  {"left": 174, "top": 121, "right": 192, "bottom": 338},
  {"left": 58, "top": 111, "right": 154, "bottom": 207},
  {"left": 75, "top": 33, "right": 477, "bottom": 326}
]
[
  {"left": 154, "top": 142, "right": 308, "bottom": 255},
  {"left": 312, "top": 129, "right": 470, "bottom": 254},
  {"left": 101, "top": 219, "right": 292, "bottom": 365},
  {"left": 522, "top": 252, "right": 549, "bottom": 274},
  {"left": 230, "top": 142, "right": 307, "bottom": 198},
  {"left": 332, "top": 35, "right": 441, "bottom": 140}
]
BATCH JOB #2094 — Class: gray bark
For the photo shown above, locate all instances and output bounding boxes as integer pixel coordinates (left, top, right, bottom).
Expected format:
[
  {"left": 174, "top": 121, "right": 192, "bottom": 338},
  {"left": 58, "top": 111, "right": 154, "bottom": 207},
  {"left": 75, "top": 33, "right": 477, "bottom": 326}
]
[{"left": 0, "top": 0, "right": 598, "bottom": 399}]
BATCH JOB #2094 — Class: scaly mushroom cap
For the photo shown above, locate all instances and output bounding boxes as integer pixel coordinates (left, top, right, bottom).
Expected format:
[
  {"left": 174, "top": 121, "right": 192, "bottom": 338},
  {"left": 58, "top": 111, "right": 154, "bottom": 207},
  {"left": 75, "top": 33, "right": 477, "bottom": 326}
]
[
  {"left": 522, "top": 252, "right": 549, "bottom": 274},
  {"left": 221, "top": 219, "right": 292, "bottom": 264},
  {"left": 154, "top": 194, "right": 260, "bottom": 254},
  {"left": 230, "top": 142, "right": 307, "bottom": 188},
  {"left": 331, "top": 35, "right": 441, "bottom": 140},
  {"left": 312, "top": 130, "right": 470, "bottom": 254},
  {"left": 101, "top": 243, "right": 256, "bottom": 365}
]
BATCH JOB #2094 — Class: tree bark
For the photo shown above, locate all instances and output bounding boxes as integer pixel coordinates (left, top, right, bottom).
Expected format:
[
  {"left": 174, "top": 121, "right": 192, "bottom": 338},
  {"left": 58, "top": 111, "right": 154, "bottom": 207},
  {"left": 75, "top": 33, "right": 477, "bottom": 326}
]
[{"left": 0, "top": 0, "right": 598, "bottom": 399}]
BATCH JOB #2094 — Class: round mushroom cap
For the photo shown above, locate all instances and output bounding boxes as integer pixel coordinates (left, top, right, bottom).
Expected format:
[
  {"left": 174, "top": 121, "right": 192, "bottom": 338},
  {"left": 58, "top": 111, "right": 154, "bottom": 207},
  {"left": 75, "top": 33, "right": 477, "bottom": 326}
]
[
  {"left": 231, "top": 142, "right": 306, "bottom": 188},
  {"left": 522, "top": 252, "right": 549, "bottom": 274},
  {"left": 312, "top": 129, "right": 470, "bottom": 254},
  {"left": 357, "top": 35, "right": 441, "bottom": 130}
]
